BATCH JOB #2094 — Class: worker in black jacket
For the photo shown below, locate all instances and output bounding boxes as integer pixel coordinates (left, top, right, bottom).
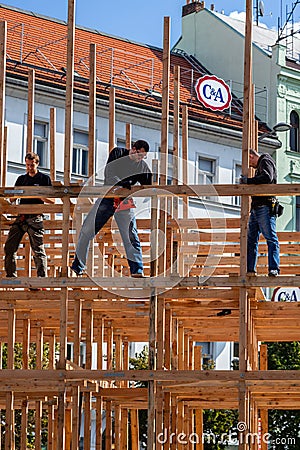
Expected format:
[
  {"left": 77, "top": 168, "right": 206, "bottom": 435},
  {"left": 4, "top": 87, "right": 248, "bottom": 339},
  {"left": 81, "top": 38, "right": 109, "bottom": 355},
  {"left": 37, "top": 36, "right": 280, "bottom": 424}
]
[
  {"left": 240, "top": 148, "right": 280, "bottom": 276},
  {"left": 71, "top": 140, "right": 152, "bottom": 277}
]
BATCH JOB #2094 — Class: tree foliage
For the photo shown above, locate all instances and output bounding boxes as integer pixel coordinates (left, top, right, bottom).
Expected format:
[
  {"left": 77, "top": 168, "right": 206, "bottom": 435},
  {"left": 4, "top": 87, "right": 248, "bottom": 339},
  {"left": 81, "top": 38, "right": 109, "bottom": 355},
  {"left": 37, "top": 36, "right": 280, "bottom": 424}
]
[{"left": 267, "top": 342, "right": 300, "bottom": 449}]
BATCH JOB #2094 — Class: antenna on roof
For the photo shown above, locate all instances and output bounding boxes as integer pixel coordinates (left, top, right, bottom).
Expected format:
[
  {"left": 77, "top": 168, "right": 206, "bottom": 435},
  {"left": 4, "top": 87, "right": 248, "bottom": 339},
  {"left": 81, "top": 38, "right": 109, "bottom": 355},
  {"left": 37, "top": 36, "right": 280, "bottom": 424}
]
[{"left": 254, "top": 0, "right": 265, "bottom": 25}]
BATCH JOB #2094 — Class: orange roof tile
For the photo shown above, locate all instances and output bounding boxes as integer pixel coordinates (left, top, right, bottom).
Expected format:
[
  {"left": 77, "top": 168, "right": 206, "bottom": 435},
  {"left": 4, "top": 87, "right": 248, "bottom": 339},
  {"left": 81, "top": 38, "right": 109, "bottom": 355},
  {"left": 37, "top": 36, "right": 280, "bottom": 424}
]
[{"left": 0, "top": 4, "right": 264, "bottom": 132}]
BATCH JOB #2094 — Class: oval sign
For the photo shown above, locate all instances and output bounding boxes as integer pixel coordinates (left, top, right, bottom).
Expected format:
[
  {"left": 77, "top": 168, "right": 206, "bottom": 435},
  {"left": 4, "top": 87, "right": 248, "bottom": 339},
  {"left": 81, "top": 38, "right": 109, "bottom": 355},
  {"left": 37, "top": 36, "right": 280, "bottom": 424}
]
[
  {"left": 271, "top": 287, "right": 300, "bottom": 302},
  {"left": 195, "top": 75, "right": 232, "bottom": 111}
]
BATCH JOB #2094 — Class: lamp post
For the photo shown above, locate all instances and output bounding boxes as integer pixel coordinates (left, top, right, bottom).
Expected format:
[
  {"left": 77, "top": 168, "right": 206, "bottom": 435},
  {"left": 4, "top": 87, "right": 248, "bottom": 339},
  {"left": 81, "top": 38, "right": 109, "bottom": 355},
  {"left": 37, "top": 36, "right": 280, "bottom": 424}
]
[{"left": 258, "top": 122, "right": 292, "bottom": 142}]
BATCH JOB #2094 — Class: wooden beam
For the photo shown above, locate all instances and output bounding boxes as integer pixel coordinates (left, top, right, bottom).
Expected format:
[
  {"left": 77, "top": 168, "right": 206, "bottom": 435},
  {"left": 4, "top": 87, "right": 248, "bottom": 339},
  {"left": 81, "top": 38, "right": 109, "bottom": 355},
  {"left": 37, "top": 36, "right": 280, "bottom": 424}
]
[
  {"left": 27, "top": 69, "right": 35, "bottom": 153},
  {"left": 0, "top": 21, "right": 6, "bottom": 186},
  {"left": 63, "top": 0, "right": 75, "bottom": 184}
]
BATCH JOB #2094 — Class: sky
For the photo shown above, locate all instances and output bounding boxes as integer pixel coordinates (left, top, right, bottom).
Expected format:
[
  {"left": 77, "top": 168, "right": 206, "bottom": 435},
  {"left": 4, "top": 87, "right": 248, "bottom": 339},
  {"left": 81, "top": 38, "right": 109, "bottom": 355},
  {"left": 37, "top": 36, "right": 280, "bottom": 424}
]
[{"left": 0, "top": 0, "right": 299, "bottom": 48}]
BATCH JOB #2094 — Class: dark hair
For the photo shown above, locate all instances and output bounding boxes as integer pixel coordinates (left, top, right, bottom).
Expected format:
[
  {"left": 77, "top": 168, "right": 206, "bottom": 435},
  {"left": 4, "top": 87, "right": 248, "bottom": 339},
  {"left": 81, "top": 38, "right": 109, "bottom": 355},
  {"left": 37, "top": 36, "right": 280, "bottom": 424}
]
[
  {"left": 25, "top": 152, "right": 40, "bottom": 163},
  {"left": 249, "top": 148, "right": 259, "bottom": 157},
  {"left": 133, "top": 140, "right": 150, "bottom": 153}
]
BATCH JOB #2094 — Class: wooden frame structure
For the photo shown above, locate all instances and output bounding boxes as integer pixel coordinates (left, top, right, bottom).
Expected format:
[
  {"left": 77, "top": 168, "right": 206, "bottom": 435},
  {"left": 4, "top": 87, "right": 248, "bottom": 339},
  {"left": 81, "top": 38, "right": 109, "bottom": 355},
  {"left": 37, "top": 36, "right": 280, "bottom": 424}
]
[{"left": 0, "top": 0, "right": 300, "bottom": 449}]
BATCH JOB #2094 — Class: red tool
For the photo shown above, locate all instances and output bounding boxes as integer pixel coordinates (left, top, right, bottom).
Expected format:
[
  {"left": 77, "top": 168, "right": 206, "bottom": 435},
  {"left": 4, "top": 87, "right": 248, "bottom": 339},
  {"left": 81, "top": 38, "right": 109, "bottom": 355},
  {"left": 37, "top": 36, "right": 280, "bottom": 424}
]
[{"left": 113, "top": 197, "right": 136, "bottom": 211}]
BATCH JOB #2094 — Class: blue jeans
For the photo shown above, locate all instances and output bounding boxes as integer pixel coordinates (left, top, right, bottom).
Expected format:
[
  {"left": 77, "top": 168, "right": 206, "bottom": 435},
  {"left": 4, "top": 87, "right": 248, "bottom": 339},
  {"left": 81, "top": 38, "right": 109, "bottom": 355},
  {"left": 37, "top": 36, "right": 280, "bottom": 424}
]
[
  {"left": 247, "top": 205, "right": 280, "bottom": 273},
  {"left": 73, "top": 198, "right": 143, "bottom": 275}
]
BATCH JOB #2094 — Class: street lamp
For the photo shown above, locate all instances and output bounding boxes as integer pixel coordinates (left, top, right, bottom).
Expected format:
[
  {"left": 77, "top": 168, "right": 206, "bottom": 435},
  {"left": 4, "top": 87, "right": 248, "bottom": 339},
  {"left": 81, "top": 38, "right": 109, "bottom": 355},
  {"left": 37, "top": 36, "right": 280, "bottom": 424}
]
[{"left": 258, "top": 122, "right": 292, "bottom": 142}]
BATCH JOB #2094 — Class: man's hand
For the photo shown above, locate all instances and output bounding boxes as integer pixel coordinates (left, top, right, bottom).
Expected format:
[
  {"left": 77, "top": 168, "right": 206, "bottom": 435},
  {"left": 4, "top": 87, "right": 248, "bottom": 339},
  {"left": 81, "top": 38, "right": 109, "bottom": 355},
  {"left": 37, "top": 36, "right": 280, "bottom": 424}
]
[
  {"left": 121, "top": 181, "right": 132, "bottom": 190},
  {"left": 240, "top": 175, "right": 248, "bottom": 184}
]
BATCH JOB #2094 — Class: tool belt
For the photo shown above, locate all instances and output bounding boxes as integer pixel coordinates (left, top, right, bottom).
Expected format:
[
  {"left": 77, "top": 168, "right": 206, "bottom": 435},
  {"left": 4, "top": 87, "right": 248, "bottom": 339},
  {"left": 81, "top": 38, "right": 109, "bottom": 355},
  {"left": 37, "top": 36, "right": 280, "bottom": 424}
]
[{"left": 269, "top": 198, "right": 284, "bottom": 217}]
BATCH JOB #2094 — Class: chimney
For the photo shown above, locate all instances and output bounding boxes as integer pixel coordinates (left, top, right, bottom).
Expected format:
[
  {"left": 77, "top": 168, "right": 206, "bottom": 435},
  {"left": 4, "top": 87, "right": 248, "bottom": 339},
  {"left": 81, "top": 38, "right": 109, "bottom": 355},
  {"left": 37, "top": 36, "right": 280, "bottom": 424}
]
[{"left": 182, "top": 0, "right": 205, "bottom": 17}]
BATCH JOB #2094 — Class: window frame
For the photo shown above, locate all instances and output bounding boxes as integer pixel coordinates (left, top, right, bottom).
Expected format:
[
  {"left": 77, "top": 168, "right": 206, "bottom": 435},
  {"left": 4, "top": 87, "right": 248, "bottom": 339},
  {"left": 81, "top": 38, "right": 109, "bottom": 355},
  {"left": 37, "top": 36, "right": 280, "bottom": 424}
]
[
  {"left": 72, "top": 130, "right": 89, "bottom": 177},
  {"left": 33, "top": 121, "right": 48, "bottom": 168}
]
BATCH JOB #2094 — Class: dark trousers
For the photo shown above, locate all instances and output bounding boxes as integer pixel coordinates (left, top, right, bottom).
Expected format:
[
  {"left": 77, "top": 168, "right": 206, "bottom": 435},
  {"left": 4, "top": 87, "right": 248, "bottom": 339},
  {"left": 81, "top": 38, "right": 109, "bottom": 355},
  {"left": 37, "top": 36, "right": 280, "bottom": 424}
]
[{"left": 4, "top": 215, "right": 47, "bottom": 277}]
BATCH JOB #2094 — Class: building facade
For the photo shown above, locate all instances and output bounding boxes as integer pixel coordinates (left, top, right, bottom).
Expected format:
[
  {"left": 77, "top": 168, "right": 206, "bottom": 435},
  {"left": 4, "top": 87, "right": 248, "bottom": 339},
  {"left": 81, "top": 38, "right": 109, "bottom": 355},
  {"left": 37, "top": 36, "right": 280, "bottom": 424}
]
[{"left": 174, "top": 0, "right": 300, "bottom": 230}]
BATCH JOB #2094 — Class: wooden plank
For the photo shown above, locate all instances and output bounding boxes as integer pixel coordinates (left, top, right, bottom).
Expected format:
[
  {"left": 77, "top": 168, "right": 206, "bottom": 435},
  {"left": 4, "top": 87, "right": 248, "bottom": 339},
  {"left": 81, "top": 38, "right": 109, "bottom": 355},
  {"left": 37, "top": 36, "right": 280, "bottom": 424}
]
[
  {"left": 89, "top": 43, "right": 96, "bottom": 183},
  {"left": 109, "top": 87, "right": 115, "bottom": 151},
  {"left": 63, "top": 0, "right": 75, "bottom": 184},
  {"left": 27, "top": 69, "right": 35, "bottom": 153},
  {"left": 0, "top": 21, "right": 6, "bottom": 186},
  {"left": 50, "top": 108, "right": 56, "bottom": 181}
]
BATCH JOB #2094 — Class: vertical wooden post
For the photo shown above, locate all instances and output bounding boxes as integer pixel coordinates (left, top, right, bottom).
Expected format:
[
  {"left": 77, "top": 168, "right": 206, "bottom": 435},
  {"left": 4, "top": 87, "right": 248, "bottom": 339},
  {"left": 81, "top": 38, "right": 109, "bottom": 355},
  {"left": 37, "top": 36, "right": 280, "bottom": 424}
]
[
  {"left": 47, "top": 334, "right": 55, "bottom": 448},
  {"left": 130, "top": 409, "right": 139, "bottom": 450},
  {"left": 84, "top": 307, "right": 93, "bottom": 450},
  {"left": 95, "top": 395, "right": 103, "bottom": 450},
  {"left": 73, "top": 298, "right": 82, "bottom": 366},
  {"left": 105, "top": 401, "right": 112, "bottom": 449},
  {"left": 2, "top": 126, "right": 7, "bottom": 186},
  {"left": 97, "top": 318, "right": 104, "bottom": 372},
  {"left": 35, "top": 327, "right": 43, "bottom": 448},
  {"left": 114, "top": 405, "right": 121, "bottom": 450},
  {"left": 27, "top": 69, "right": 35, "bottom": 153},
  {"left": 60, "top": 27, "right": 75, "bottom": 450},
  {"left": 157, "top": 296, "right": 165, "bottom": 368},
  {"left": 22, "top": 318, "right": 30, "bottom": 369},
  {"left": 85, "top": 307, "right": 93, "bottom": 369},
  {"left": 126, "top": 123, "right": 131, "bottom": 149},
  {"left": 170, "top": 395, "right": 177, "bottom": 450},
  {"left": 106, "top": 321, "right": 113, "bottom": 371},
  {"left": 148, "top": 159, "right": 159, "bottom": 449},
  {"left": 158, "top": 17, "right": 170, "bottom": 276},
  {"left": 83, "top": 392, "right": 91, "bottom": 450},
  {"left": 5, "top": 391, "right": 14, "bottom": 450},
  {"left": 164, "top": 307, "right": 171, "bottom": 369},
  {"left": 7, "top": 309, "right": 15, "bottom": 370},
  {"left": 239, "top": 1, "right": 253, "bottom": 448},
  {"left": 89, "top": 43, "right": 96, "bottom": 184},
  {"left": 182, "top": 105, "right": 188, "bottom": 218},
  {"left": 0, "top": 21, "right": 6, "bottom": 186},
  {"left": 260, "top": 344, "right": 268, "bottom": 450},
  {"left": 63, "top": 0, "right": 75, "bottom": 184},
  {"left": 109, "top": 87, "right": 115, "bottom": 151},
  {"left": 50, "top": 107, "right": 56, "bottom": 181},
  {"left": 178, "top": 323, "right": 184, "bottom": 370},
  {"left": 21, "top": 399, "right": 28, "bottom": 450},
  {"left": 71, "top": 386, "right": 80, "bottom": 450},
  {"left": 120, "top": 408, "right": 128, "bottom": 450},
  {"left": 173, "top": 65, "right": 180, "bottom": 189}
]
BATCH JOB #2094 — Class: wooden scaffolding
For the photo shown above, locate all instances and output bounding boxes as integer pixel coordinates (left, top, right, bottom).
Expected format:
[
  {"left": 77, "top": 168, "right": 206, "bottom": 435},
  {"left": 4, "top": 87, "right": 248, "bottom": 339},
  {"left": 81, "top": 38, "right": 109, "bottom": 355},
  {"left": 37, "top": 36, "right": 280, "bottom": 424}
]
[{"left": 0, "top": 1, "right": 300, "bottom": 449}]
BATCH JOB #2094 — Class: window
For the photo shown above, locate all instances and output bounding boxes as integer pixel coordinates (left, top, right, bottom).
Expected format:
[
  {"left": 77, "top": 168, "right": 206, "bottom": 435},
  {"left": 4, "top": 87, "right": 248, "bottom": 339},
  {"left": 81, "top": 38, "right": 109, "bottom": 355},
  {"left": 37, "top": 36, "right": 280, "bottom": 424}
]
[
  {"left": 72, "top": 131, "right": 88, "bottom": 176},
  {"left": 290, "top": 111, "right": 299, "bottom": 152},
  {"left": 33, "top": 122, "right": 48, "bottom": 167},
  {"left": 234, "top": 164, "right": 242, "bottom": 206},
  {"left": 198, "top": 156, "right": 216, "bottom": 184}
]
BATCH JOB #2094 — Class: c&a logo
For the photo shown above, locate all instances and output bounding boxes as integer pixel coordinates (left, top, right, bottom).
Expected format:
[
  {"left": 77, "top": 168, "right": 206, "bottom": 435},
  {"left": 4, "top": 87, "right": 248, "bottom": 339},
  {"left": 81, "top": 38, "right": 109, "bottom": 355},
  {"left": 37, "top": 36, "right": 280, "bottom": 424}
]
[
  {"left": 195, "top": 75, "right": 232, "bottom": 111},
  {"left": 272, "top": 287, "right": 300, "bottom": 302}
]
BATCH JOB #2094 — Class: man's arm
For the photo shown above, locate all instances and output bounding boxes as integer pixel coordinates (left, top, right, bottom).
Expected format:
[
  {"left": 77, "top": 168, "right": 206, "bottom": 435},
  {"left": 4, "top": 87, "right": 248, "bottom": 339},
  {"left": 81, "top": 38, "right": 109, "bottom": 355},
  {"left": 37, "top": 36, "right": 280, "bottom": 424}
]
[{"left": 245, "top": 159, "right": 275, "bottom": 185}]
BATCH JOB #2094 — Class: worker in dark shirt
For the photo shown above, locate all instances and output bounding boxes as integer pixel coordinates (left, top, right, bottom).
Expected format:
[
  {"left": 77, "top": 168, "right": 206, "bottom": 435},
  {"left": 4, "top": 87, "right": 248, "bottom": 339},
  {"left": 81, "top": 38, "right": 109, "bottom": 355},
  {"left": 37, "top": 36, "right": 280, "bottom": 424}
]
[
  {"left": 240, "top": 148, "right": 280, "bottom": 276},
  {"left": 71, "top": 139, "right": 152, "bottom": 277},
  {"left": 4, "top": 152, "right": 53, "bottom": 278}
]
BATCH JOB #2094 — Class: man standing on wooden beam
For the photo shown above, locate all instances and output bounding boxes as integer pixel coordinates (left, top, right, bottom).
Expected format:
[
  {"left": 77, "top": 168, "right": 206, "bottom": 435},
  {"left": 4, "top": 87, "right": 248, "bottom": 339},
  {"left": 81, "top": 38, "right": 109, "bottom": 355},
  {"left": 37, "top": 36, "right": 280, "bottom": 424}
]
[
  {"left": 240, "top": 148, "right": 281, "bottom": 277},
  {"left": 4, "top": 152, "right": 54, "bottom": 280},
  {"left": 71, "top": 139, "right": 152, "bottom": 277}
]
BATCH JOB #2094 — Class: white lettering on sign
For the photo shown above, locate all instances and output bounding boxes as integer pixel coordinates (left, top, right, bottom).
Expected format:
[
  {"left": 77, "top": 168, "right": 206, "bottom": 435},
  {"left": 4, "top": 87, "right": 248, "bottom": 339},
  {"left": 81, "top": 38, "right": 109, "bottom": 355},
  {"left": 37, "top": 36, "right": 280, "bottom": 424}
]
[
  {"left": 195, "top": 75, "right": 232, "bottom": 111},
  {"left": 272, "top": 287, "right": 300, "bottom": 302}
]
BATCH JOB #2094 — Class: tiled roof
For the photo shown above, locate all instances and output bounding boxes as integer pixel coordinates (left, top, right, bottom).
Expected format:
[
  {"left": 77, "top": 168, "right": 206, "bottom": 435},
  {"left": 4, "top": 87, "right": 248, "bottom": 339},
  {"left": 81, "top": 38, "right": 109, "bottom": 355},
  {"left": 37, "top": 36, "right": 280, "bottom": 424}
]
[{"left": 0, "top": 4, "right": 261, "bottom": 132}]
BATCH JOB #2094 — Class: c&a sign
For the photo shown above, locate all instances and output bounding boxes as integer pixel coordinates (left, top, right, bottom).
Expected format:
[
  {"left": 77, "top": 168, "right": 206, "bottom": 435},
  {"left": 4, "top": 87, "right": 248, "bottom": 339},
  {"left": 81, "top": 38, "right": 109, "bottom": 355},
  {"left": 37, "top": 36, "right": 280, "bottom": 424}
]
[
  {"left": 272, "top": 287, "right": 300, "bottom": 302},
  {"left": 195, "top": 75, "right": 232, "bottom": 111}
]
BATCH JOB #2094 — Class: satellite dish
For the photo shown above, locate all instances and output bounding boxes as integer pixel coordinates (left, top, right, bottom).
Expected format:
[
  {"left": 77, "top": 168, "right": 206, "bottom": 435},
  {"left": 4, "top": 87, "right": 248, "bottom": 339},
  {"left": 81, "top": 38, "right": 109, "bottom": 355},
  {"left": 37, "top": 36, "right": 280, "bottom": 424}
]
[{"left": 259, "top": 0, "right": 265, "bottom": 17}]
